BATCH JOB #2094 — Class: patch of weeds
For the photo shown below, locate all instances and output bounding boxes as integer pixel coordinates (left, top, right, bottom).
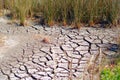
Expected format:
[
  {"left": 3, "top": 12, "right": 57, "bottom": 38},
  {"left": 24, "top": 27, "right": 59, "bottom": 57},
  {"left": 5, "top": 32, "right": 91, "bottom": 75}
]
[{"left": 101, "top": 62, "right": 120, "bottom": 80}]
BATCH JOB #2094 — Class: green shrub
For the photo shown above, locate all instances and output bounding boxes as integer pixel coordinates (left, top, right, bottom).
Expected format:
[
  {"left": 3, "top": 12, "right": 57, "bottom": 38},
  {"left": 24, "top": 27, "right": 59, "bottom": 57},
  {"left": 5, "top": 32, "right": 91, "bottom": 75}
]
[{"left": 101, "top": 63, "right": 120, "bottom": 80}]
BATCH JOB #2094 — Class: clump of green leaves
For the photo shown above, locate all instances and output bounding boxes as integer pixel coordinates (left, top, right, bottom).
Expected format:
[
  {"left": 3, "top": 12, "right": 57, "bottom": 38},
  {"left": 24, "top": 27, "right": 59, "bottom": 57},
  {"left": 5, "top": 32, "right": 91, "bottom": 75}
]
[{"left": 101, "top": 62, "right": 120, "bottom": 80}]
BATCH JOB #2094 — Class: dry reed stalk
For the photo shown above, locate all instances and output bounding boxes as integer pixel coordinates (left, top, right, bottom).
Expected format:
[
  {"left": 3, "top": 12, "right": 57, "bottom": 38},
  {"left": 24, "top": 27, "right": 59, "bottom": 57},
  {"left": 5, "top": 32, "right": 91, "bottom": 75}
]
[
  {"left": 86, "top": 48, "right": 104, "bottom": 80},
  {"left": 98, "top": 48, "right": 103, "bottom": 80},
  {"left": 63, "top": 51, "right": 73, "bottom": 80},
  {"left": 89, "top": 21, "right": 95, "bottom": 27},
  {"left": 48, "top": 20, "right": 55, "bottom": 27},
  {"left": 68, "top": 53, "right": 73, "bottom": 80},
  {"left": 68, "top": 59, "right": 73, "bottom": 80},
  {"left": 63, "top": 20, "right": 67, "bottom": 26}
]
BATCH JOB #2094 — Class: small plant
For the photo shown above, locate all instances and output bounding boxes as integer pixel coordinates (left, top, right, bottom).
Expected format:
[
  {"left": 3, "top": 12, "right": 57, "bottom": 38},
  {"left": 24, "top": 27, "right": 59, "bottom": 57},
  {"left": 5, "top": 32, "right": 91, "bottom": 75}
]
[{"left": 101, "top": 62, "right": 120, "bottom": 80}]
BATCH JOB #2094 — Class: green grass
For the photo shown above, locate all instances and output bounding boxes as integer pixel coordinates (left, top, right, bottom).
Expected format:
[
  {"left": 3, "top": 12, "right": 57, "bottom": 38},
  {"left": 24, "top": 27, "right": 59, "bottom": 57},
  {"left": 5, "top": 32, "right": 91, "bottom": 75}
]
[{"left": 1, "top": 0, "right": 120, "bottom": 27}]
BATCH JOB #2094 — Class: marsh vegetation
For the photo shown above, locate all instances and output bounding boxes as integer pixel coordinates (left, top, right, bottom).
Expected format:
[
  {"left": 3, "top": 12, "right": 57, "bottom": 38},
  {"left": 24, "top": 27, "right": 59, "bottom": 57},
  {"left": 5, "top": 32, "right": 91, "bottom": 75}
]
[{"left": 0, "top": 0, "right": 119, "bottom": 27}]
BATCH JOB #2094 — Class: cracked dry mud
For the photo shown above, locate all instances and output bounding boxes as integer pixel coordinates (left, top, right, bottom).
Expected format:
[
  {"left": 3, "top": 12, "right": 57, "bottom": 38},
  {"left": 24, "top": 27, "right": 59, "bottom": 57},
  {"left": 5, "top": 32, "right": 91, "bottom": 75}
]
[{"left": 0, "top": 21, "right": 120, "bottom": 80}]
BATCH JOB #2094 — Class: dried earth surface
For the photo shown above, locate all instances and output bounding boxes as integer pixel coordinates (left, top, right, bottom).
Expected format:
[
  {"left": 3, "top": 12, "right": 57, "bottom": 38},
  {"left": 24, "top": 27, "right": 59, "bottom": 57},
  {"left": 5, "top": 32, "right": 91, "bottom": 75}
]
[{"left": 0, "top": 17, "right": 120, "bottom": 80}]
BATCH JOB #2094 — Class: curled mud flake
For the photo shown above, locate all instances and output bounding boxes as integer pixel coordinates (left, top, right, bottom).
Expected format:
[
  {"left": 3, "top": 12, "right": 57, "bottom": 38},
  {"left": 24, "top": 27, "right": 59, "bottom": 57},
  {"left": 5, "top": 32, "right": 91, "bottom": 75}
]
[{"left": 42, "top": 37, "right": 50, "bottom": 43}]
